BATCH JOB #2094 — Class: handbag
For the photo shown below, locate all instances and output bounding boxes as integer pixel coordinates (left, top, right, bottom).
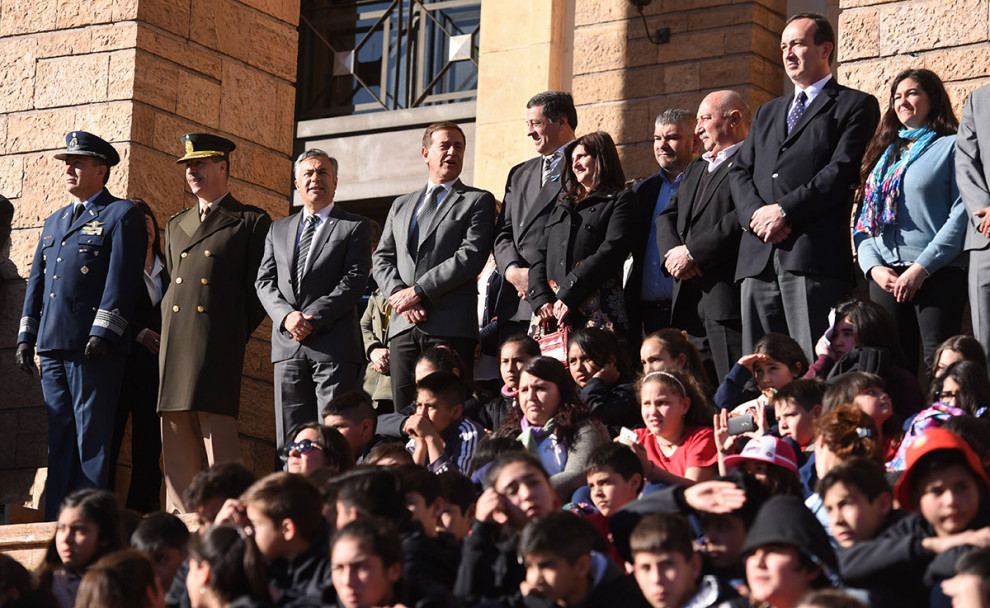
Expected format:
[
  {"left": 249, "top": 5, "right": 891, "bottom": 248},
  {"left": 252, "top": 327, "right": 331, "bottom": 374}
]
[{"left": 529, "top": 318, "right": 570, "bottom": 363}]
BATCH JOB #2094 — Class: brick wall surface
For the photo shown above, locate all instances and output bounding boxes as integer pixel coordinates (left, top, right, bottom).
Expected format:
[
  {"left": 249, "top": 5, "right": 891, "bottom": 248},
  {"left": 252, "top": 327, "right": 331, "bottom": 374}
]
[
  {"left": 838, "top": 0, "right": 990, "bottom": 117},
  {"left": 568, "top": 0, "right": 787, "bottom": 184},
  {"left": 0, "top": 0, "right": 300, "bottom": 511}
]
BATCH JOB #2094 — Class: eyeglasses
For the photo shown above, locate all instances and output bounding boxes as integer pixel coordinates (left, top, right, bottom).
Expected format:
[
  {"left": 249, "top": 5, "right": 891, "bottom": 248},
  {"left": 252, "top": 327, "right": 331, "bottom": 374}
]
[
  {"left": 283, "top": 439, "right": 323, "bottom": 456},
  {"left": 939, "top": 391, "right": 957, "bottom": 402}
]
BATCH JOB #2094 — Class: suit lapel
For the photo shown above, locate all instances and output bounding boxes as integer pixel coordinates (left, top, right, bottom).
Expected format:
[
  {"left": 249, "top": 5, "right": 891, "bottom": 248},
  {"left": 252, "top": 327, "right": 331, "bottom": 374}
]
[
  {"left": 305, "top": 206, "right": 342, "bottom": 274},
  {"left": 517, "top": 159, "right": 562, "bottom": 240},
  {"left": 398, "top": 186, "right": 426, "bottom": 256},
  {"left": 64, "top": 189, "right": 113, "bottom": 235},
  {"left": 178, "top": 194, "right": 239, "bottom": 251},
  {"left": 281, "top": 212, "right": 302, "bottom": 271},
  {"left": 783, "top": 79, "right": 837, "bottom": 144},
  {"left": 689, "top": 159, "right": 733, "bottom": 226},
  {"left": 420, "top": 181, "right": 462, "bottom": 246}
]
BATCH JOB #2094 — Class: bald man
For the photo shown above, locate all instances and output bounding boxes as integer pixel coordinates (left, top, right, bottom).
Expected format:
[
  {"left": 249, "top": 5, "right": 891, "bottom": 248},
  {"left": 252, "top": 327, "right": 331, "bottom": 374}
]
[{"left": 655, "top": 91, "right": 750, "bottom": 382}]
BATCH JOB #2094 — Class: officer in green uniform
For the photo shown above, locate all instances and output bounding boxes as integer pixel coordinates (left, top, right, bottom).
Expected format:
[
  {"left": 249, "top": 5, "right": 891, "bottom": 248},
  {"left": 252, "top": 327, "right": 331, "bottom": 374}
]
[{"left": 157, "top": 133, "right": 271, "bottom": 513}]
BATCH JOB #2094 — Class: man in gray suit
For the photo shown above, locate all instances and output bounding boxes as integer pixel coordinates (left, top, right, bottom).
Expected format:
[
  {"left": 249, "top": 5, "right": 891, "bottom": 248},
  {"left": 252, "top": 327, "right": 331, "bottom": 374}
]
[
  {"left": 256, "top": 149, "right": 371, "bottom": 456},
  {"left": 494, "top": 91, "right": 577, "bottom": 337},
  {"left": 959, "top": 84, "right": 990, "bottom": 367},
  {"left": 373, "top": 122, "right": 497, "bottom": 409}
]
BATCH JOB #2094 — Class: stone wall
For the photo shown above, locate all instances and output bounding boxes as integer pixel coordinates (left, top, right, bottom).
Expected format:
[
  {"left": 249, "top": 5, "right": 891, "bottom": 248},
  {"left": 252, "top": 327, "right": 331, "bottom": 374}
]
[
  {"left": 0, "top": 0, "right": 300, "bottom": 511},
  {"left": 837, "top": 0, "right": 990, "bottom": 115}
]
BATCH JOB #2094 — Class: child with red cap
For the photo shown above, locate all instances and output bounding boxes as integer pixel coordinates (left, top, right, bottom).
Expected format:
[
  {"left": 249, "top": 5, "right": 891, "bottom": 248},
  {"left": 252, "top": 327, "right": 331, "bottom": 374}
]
[{"left": 837, "top": 427, "right": 990, "bottom": 608}]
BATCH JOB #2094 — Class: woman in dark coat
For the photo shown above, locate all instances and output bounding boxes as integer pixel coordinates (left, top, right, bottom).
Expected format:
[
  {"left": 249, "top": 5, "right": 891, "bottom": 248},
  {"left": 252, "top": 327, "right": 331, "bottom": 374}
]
[
  {"left": 109, "top": 198, "right": 166, "bottom": 512},
  {"left": 528, "top": 131, "right": 636, "bottom": 341}
]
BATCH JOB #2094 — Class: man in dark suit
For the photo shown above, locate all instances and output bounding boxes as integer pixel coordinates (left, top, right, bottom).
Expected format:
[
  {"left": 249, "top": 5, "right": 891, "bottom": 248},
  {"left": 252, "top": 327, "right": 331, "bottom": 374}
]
[
  {"left": 372, "top": 122, "right": 496, "bottom": 409},
  {"left": 656, "top": 91, "right": 750, "bottom": 382},
  {"left": 959, "top": 84, "right": 990, "bottom": 368},
  {"left": 158, "top": 133, "right": 271, "bottom": 513},
  {"left": 629, "top": 109, "right": 701, "bottom": 337},
  {"left": 730, "top": 13, "right": 880, "bottom": 359},
  {"left": 256, "top": 149, "right": 372, "bottom": 460},
  {"left": 16, "top": 131, "right": 147, "bottom": 519},
  {"left": 494, "top": 91, "right": 577, "bottom": 336}
]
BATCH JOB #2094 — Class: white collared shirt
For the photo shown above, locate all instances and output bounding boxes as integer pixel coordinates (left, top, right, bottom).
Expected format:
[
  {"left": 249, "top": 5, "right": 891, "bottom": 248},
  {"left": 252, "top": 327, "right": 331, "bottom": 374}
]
[
  {"left": 71, "top": 188, "right": 106, "bottom": 218},
  {"left": 144, "top": 256, "right": 164, "bottom": 306},
  {"left": 703, "top": 141, "right": 744, "bottom": 172},
  {"left": 792, "top": 73, "right": 832, "bottom": 109},
  {"left": 295, "top": 203, "right": 335, "bottom": 271}
]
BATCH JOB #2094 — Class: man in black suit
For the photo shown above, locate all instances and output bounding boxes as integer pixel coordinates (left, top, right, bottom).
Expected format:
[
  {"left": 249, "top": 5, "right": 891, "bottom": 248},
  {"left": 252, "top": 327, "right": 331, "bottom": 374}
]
[
  {"left": 494, "top": 91, "right": 577, "bottom": 336},
  {"left": 255, "top": 149, "right": 372, "bottom": 460},
  {"left": 629, "top": 109, "right": 701, "bottom": 337},
  {"left": 656, "top": 91, "right": 750, "bottom": 383},
  {"left": 730, "top": 13, "right": 880, "bottom": 359},
  {"left": 372, "top": 122, "right": 496, "bottom": 409}
]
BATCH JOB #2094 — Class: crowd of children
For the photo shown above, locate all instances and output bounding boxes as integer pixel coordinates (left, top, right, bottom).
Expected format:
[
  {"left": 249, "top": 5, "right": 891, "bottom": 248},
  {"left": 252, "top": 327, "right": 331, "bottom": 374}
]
[{"left": 5, "top": 299, "right": 990, "bottom": 608}]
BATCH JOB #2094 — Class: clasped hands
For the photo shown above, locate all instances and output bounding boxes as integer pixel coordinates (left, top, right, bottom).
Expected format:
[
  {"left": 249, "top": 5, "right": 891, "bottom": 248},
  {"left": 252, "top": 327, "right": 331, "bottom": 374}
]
[
  {"left": 663, "top": 245, "right": 702, "bottom": 279},
  {"left": 750, "top": 204, "right": 791, "bottom": 244},
  {"left": 870, "top": 263, "right": 927, "bottom": 303},
  {"left": 389, "top": 286, "right": 427, "bottom": 324}
]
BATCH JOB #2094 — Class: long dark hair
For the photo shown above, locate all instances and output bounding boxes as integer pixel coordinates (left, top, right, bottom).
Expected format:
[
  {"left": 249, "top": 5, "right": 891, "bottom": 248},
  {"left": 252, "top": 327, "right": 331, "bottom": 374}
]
[
  {"left": 834, "top": 299, "right": 905, "bottom": 366},
  {"left": 498, "top": 356, "right": 589, "bottom": 444},
  {"left": 636, "top": 368, "right": 714, "bottom": 429},
  {"left": 930, "top": 360, "right": 990, "bottom": 417},
  {"left": 129, "top": 198, "right": 163, "bottom": 262},
  {"left": 561, "top": 131, "right": 626, "bottom": 200},
  {"left": 288, "top": 421, "right": 356, "bottom": 474},
  {"left": 568, "top": 327, "right": 631, "bottom": 379},
  {"left": 39, "top": 489, "right": 122, "bottom": 590},
  {"left": 75, "top": 549, "right": 160, "bottom": 608},
  {"left": 859, "top": 68, "right": 958, "bottom": 186},
  {"left": 189, "top": 523, "right": 270, "bottom": 604}
]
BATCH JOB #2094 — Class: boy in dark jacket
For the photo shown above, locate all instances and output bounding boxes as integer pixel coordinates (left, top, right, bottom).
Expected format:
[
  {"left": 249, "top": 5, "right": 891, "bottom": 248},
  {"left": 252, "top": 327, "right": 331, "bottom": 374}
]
[
  {"left": 836, "top": 428, "right": 990, "bottom": 608},
  {"left": 406, "top": 371, "right": 485, "bottom": 473},
  {"left": 630, "top": 512, "right": 748, "bottom": 608},
  {"left": 487, "top": 511, "right": 650, "bottom": 608}
]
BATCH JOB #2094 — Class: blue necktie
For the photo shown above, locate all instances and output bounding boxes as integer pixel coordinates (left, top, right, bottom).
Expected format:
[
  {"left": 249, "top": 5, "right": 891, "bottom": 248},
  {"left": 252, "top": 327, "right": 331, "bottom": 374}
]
[{"left": 787, "top": 91, "right": 807, "bottom": 134}]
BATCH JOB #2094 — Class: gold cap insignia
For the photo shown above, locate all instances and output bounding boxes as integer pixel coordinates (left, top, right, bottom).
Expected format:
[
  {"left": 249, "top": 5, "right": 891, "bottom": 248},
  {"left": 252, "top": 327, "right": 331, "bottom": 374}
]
[
  {"left": 80, "top": 266, "right": 89, "bottom": 275},
  {"left": 185, "top": 139, "right": 195, "bottom": 155}
]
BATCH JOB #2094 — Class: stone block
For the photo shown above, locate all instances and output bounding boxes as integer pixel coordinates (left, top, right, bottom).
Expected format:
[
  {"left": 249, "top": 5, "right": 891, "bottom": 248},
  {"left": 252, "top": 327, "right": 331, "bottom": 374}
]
[
  {"left": 90, "top": 22, "right": 140, "bottom": 52},
  {"left": 175, "top": 71, "right": 221, "bottom": 128},
  {"left": 36, "top": 29, "right": 93, "bottom": 58},
  {"left": 573, "top": 23, "right": 658, "bottom": 75},
  {"left": 920, "top": 45, "right": 990, "bottom": 83},
  {"left": 663, "top": 62, "right": 700, "bottom": 93},
  {"left": 233, "top": 181, "right": 289, "bottom": 219},
  {"left": 243, "top": 336, "right": 272, "bottom": 382},
  {"left": 132, "top": 51, "right": 180, "bottom": 113},
  {"left": 111, "top": 0, "right": 140, "bottom": 21},
  {"left": 190, "top": 0, "right": 249, "bottom": 63},
  {"left": 123, "top": 144, "right": 186, "bottom": 223},
  {"left": 238, "top": 377, "right": 275, "bottom": 441},
  {"left": 838, "top": 8, "right": 880, "bottom": 62},
  {"left": 579, "top": 99, "right": 652, "bottom": 146},
  {"left": 35, "top": 54, "right": 110, "bottom": 109},
  {"left": 219, "top": 61, "right": 295, "bottom": 152},
  {"left": 151, "top": 111, "right": 201, "bottom": 158},
  {"left": 0, "top": 155, "right": 23, "bottom": 201},
  {"left": 135, "top": 26, "right": 223, "bottom": 81},
  {"left": 482, "top": 0, "right": 556, "bottom": 52},
  {"left": 0, "top": 350, "right": 43, "bottom": 409},
  {"left": 660, "top": 30, "right": 725, "bottom": 64},
  {"left": 6, "top": 108, "right": 77, "bottom": 155},
  {"left": 476, "top": 47, "right": 551, "bottom": 123},
  {"left": 6, "top": 229, "right": 38, "bottom": 282},
  {"left": 878, "top": 0, "right": 989, "bottom": 57},
  {"left": 617, "top": 141, "right": 657, "bottom": 183},
  {"left": 687, "top": 5, "right": 753, "bottom": 31},
  {"left": 0, "top": 115, "right": 6, "bottom": 155},
  {"left": 238, "top": 0, "right": 301, "bottom": 26},
  {"left": 77, "top": 102, "right": 133, "bottom": 143},
  {"left": 234, "top": 141, "right": 292, "bottom": 195},
  {"left": 0, "top": 38, "right": 38, "bottom": 114},
  {"left": 19, "top": 153, "right": 77, "bottom": 226},
  {"left": 246, "top": 13, "right": 298, "bottom": 80},
  {"left": 0, "top": 467, "right": 43, "bottom": 509},
  {"left": 0, "top": 0, "right": 57, "bottom": 36},
  {"left": 575, "top": 0, "right": 632, "bottom": 28},
  {"left": 107, "top": 49, "right": 136, "bottom": 101},
  {"left": 129, "top": 101, "right": 157, "bottom": 146},
  {"left": 136, "top": 0, "right": 191, "bottom": 37},
  {"left": 55, "top": 0, "right": 114, "bottom": 29},
  {"left": 838, "top": 55, "right": 914, "bottom": 103},
  {"left": 699, "top": 56, "right": 758, "bottom": 89}
]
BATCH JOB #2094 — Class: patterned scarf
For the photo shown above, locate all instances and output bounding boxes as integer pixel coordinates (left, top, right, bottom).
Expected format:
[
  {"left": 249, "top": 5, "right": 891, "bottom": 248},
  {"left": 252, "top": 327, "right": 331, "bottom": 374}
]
[
  {"left": 854, "top": 126, "right": 938, "bottom": 236},
  {"left": 518, "top": 416, "right": 556, "bottom": 455}
]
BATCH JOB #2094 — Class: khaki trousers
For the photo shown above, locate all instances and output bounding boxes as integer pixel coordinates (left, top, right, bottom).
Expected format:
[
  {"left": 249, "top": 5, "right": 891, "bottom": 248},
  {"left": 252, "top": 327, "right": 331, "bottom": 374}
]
[{"left": 161, "top": 411, "right": 241, "bottom": 513}]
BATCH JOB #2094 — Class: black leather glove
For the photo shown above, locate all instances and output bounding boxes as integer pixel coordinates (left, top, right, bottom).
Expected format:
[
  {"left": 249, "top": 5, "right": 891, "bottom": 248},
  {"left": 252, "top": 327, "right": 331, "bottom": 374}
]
[
  {"left": 15, "top": 342, "right": 36, "bottom": 375},
  {"left": 84, "top": 336, "right": 111, "bottom": 359}
]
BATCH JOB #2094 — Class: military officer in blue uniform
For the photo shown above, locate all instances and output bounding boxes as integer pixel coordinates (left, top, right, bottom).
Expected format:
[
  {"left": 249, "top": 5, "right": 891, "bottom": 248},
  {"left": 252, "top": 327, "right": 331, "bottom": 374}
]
[{"left": 16, "top": 131, "right": 147, "bottom": 519}]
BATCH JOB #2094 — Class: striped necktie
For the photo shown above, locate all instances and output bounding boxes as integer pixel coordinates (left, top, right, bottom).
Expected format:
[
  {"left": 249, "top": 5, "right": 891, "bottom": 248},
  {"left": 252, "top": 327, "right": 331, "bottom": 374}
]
[{"left": 295, "top": 215, "right": 317, "bottom": 290}]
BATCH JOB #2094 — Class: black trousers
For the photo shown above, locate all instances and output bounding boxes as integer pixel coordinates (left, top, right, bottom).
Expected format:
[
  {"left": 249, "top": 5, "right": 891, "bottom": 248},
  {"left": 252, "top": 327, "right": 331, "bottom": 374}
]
[
  {"left": 389, "top": 327, "right": 477, "bottom": 410},
  {"left": 109, "top": 348, "right": 162, "bottom": 513},
  {"left": 869, "top": 265, "right": 966, "bottom": 376}
]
